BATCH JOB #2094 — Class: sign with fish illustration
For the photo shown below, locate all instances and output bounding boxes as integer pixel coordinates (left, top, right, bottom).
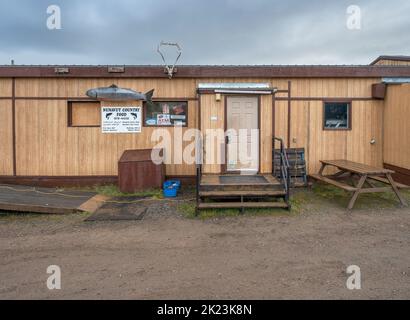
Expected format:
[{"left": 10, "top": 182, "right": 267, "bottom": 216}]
[{"left": 101, "top": 106, "right": 141, "bottom": 133}]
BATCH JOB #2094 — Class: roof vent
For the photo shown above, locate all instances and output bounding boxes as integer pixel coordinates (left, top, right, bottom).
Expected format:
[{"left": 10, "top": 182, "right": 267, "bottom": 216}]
[
  {"left": 54, "top": 67, "right": 69, "bottom": 74},
  {"left": 108, "top": 66, "right": 125, "bottom": 73}
]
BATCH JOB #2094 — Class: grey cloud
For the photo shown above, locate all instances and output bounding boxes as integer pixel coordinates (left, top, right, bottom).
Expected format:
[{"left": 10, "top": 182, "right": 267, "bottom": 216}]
[{"left": 0, "top": 0, "right": 409, "bottom": 65}]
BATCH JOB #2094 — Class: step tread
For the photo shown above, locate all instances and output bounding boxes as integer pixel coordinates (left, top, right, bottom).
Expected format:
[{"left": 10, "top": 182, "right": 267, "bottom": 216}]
[
  {"left": 198, "top": 202, "right": 289, "bottom": 209},
  {"left": 200, "top": 174, "right": 281, "bottom": 186},
  {"left": 199, "top": 190, "right": 286, "bottom": 197}
]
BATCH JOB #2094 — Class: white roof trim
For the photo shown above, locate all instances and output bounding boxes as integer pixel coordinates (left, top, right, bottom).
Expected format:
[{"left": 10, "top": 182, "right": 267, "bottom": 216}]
[
  {"left": 198, "top": 82, "right": 272, "bottom": 90},
  {"left": 382, "top": 78, "right": 410, "bottom": 84},
  {"left": 214, "top": 89, "right": 273, "bottom": 95}
]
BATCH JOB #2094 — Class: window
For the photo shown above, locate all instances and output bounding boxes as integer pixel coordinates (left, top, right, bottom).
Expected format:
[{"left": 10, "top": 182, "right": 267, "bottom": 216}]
[
  {"left": 323, "top": 102, "right": 351, "bottom": 130},
  {"left": 144, "top": 101, "right": 188, "bottom": 127},
  {"left": 68, "top": 101, "right": 101, "bottom": 127}
]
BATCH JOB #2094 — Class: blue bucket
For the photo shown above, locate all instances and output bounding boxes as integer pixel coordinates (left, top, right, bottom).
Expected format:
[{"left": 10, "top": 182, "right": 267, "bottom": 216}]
[{"left": 163, "top": 180, "right": 181, "bottom": 198}]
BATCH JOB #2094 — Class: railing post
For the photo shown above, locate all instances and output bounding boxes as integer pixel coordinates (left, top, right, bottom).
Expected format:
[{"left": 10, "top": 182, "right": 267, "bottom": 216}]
[
  {"left": 195, "top": 135, "right": 202, "bottom": 216},
  {"left": 286, "top": 166, "right": 291, "bottom": 202}
]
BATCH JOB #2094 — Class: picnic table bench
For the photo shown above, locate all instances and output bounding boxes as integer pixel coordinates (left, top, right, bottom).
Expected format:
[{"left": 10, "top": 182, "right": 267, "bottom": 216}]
[{"left": 311, "top": 160, "right": 408, "bottom": 210}]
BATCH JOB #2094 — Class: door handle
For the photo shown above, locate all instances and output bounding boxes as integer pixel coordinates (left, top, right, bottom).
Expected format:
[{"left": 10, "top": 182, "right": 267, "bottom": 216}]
[{"left": 225, "top": 136, "right": 230, "bottom": 144}]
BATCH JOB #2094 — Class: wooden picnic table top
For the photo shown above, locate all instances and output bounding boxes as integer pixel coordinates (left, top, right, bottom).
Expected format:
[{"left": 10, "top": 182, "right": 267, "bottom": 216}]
[{"left": 320, "top": 160, "right": 394, "bottom": 175}]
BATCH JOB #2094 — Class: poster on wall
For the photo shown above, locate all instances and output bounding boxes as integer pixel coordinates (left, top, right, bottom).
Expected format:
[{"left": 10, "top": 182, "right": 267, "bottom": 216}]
[
  {"left": 101, "top": 106, "right": 142, "bottom": 133},
  {"left": 157, "top": 114, "right": 171, "bottom": 126},
  {"left": 144, "top": 101, "right": 188, "bottom": 126}
]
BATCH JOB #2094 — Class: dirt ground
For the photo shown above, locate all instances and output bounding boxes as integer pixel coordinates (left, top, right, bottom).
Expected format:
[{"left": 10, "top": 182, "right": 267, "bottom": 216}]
[{"left": 1, "top": 186, "right": 410, "bottom": 300}]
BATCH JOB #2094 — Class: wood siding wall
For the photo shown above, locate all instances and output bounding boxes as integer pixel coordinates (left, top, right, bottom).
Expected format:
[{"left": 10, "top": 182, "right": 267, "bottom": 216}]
[
  {"left": 286, "top": 100, "right": 384, "bottom": 174},
  {"left": 14, "top": 98, "right": 198, "bottom": 176},
  {"left": 200, "top": 94, "right": 224, "bottom": 174},
  {"left": 383, "top": 83, "right": 410, "bottom": 170},
  {"left": 14, "top": 78, "right": 197, "bottom": 99},
  {"left": 374, "top": 60, "right": 410, "bottom": 66},
  {"left": 0, "top": 77, "right": 388, "bottom": 178},
  {"left": 0, "top": 79, "right": 12, "bottom": 97},
  {"left": 0, "top": 100, "right": 13, "bottom": 175},
  {"left": 276, "top": 78, "right": 383, "bottom": 174}
]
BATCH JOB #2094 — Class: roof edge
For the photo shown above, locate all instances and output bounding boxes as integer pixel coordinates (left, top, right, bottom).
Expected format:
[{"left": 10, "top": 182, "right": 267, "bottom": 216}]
[
  {"left": 370, "top": 55, "right": 410, "bottom": 65},
  {"left": 1, "top": 65, "right": 410, "bottom": 78}
]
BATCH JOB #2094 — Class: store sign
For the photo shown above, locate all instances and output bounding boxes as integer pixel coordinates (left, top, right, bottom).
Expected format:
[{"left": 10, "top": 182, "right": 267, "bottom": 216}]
[{"left": 101, "top": 106, "right": 141, "bottom": 133}]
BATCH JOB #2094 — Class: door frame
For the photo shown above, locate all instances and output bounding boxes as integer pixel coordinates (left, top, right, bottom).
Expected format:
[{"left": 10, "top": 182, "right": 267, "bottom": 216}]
[{"left": 222, "top": 95, "right": 261, "bottom": 174}]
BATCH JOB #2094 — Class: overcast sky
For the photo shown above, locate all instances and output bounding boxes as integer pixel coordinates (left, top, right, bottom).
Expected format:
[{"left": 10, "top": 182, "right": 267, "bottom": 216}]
[{"left": 0, "top": 0, "right": 409, "bottom": 65}]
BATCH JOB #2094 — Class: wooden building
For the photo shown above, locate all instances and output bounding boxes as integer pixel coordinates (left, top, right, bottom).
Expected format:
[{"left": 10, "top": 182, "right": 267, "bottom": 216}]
[{"left": 0, "top": 55, "right": 410, "bottom": 187}]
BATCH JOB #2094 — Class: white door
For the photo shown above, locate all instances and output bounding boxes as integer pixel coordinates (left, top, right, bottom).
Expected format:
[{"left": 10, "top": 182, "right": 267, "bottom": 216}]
[{"left": 226, "top": 97, "right": 259, "bottom": 174}]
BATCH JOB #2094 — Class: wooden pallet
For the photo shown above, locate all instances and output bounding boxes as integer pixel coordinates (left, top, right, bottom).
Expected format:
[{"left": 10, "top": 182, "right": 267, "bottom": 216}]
[{"left": 273, "top": 148, "right": 308, "bottom": 187}]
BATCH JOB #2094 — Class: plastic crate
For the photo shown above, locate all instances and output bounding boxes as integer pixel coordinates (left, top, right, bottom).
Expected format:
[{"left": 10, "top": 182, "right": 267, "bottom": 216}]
[{"left": 163, "top": 180, "right": 181, "bottom": 197}]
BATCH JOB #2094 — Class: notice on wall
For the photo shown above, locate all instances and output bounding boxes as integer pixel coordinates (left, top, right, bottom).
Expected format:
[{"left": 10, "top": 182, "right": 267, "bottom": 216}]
[
  {"left": 157, "top": 114, "right": 171, "bottom": 126},
  {"left": 101, "top": 106, "right": 142, "bottom": 133}
]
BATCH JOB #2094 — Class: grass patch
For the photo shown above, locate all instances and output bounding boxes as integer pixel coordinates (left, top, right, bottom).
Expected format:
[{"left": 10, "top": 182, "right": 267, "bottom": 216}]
[
  {"left": 289, "top": 194, "right": 307, "bottom": 214},
  {"left": 311, "top": 181, "right": 410, "bottom": 210},
  {"left": 178, "top": 203, "right": 197, "bottom": 218},
  {"left": 80, "top": 184, "right": 163, "bottom": 199},
  {"left": 178, "top": 183, "right": 410, "bottom": 219}
]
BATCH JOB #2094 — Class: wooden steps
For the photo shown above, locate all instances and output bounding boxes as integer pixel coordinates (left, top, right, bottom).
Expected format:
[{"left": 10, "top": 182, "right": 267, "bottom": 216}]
[
  {"left": 197, "top": 174, "right": 290, "bottom": 212},
  {"left": 198, "top": 202, "right": 289, "bottom": 210}
]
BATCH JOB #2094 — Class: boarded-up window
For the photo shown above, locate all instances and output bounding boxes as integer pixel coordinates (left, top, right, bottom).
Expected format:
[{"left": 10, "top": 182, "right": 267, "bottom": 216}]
[{"left": 68, "top": 101, "right": 101, "bottom": 127}]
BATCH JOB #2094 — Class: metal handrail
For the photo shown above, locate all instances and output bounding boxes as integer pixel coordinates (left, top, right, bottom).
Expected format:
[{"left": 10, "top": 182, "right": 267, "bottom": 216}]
[
  {"left": 196, "top": 136, "right": 203, "bottom": 212},
  {"left": 273, "top": 137, "right": 291, "bottom": 202}
]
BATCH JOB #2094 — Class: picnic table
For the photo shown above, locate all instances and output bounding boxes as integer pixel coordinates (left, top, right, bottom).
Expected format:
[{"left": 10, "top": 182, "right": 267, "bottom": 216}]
[{"left": 311, "top": 160, "right": 408, "bottom": 210}]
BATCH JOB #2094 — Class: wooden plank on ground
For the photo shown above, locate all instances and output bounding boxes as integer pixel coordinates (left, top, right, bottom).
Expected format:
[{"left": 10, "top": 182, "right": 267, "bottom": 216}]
[
  {"left": 0, "top": 184, "right": 98, "bottom": 214},
  {"left": 77, "top": 194, "right": 110, "bottom": 213},
  {"left": 0, "top": 202, "right": 79, "bottom": 214}
]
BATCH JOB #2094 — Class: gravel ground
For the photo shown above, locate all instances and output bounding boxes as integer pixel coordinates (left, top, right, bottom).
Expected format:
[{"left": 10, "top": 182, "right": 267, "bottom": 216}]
[{"left": 0, "top": 187, "right": 410, "bottom": 300}]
